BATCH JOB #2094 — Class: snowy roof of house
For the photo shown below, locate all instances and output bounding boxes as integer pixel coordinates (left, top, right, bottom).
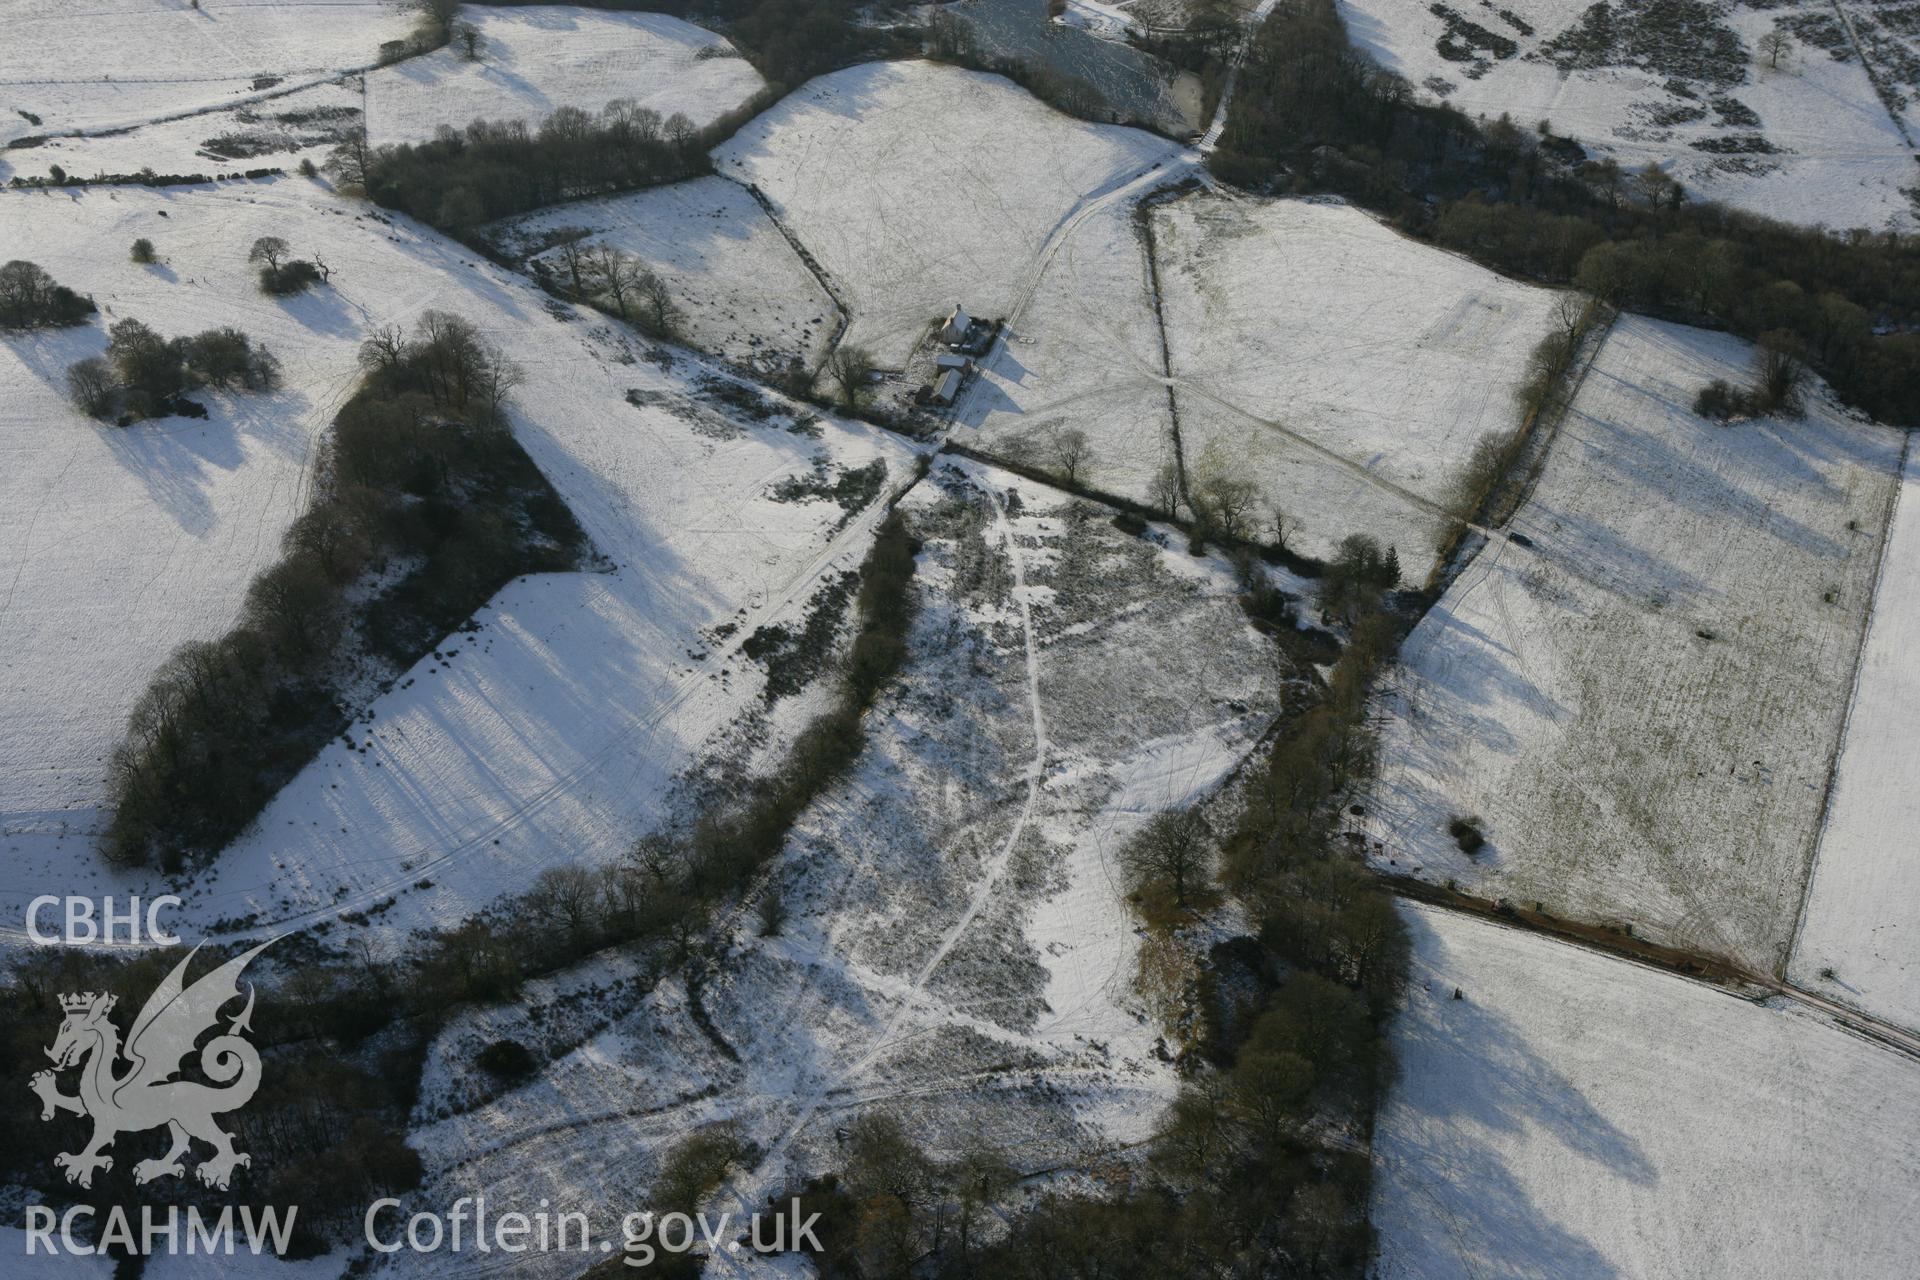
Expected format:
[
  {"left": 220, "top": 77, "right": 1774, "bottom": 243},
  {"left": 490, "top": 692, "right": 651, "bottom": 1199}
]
[
  {"left": 932, "top": 368, "right": 962, "bottom": 401},
  {"left": 935, "top": 352, "right": 969, "bottom": 368}
]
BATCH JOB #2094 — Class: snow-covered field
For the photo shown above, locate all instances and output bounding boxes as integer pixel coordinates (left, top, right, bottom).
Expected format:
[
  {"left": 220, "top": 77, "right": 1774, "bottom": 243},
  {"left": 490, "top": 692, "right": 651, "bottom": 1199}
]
[
  {"left": 393, "top": 459, "right": 1282, "bottom": 1276},
  {"left": 0, "top": 0, "right": 407, "bottom": 145},
  {"left": 712, "top": 60, "right": 1181, "bottom": 367},
  {"left": 1790, "top": 441, "right": 1920, "bottom": 1032},
  {"left": 957, "top": 196, "right": 1178, "bottom": 506},
  {"left": 1374, "top": 903, "right": 1920, "bottom": 1279},
  {"left": 362, "top": 6, "right": 764, "bottom": 147},
  {"left": 1153, "top": 193, "right": 1562, "bottom": 571},
  {"left": 0, "top": 177, "right": 915, "bottom": 946},
  {"left": 1335, "top": 0, "right": 1920, "bottom": 230},
  {"left": 1365, "top": 316, "right": 1904, "bottom": 972},
  {"left": 488, "top": 176, "right": 839, "bottom": 373},
  {"left": 0, "top": 77, "right": 364, "bottom": 185}
]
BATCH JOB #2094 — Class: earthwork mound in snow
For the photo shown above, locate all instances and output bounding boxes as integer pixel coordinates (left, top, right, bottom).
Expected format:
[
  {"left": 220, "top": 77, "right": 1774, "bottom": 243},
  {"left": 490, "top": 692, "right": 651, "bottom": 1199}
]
[
  {"left": 1367, "top": 315, "right": 1904, "bottom": 971},
  {"left": 1374, "top": 904, "right": 1920, "bottom": 1280},
  {"left": 489, "top": 176, "right": 838, "bottom": 371},
  {"left": 712, "top": 60, "right": 1181, "bottom": 368},
  {"left": 364, "top": 6, "right": 764, "bottom": 147},
  {"left": 1153, "top": 194, "right": 1561, "bottom": 572},
  {"left": 1334, "top": 0, "right": 1920, "bottom": 231},
  {"left": 0, "top": 0, "right": 412, "bottom": 145}
]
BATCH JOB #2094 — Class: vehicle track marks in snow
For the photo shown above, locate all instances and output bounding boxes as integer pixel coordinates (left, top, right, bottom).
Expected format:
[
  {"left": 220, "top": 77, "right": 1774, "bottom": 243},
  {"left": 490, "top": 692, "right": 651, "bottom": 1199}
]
[{"left": 714, "top": 466, "right": 1054, "bottom": 1232}]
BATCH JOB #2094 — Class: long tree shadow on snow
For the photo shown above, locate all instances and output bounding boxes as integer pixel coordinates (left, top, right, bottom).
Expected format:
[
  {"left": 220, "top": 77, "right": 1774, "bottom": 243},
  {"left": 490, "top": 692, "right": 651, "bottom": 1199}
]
[{"left": 1376, "top": 909, "right": 1656, "bottom": 1279}]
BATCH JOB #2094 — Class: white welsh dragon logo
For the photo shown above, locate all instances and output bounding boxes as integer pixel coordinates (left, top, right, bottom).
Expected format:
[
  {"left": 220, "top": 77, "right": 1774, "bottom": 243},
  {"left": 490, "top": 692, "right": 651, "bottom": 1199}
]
[{"left": 30, "top": 939, "right": 275, "bottom": 1191}]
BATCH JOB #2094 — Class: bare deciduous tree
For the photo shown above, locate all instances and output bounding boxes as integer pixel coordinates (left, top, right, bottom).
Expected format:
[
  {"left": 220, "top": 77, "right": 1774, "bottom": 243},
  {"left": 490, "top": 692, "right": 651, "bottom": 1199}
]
[
  {"left": 66, "top": 356, "right": 115, "bottom": 419},
  {"left": 634, "top": 268, "right": 680, "bottom": 338},
  {"left": 1758, "top": 29, "right": 1793, "bottom": 70},
  {"left": 1194, "top": 473, "right": 1260, "bottom": 540},
  {"left": 588, "top": 244, "right": 641, "bottom": 320},
  {"left": 1046, "top": 426, "right": 1091, "bottom": 485},
  {"left": 1148, "top": 459, "right": 1183, "bottom": 519},
  {"left": 1119, "top": 808, "right": 1211, "bottom": 906},
  {"left": 827, "top": 343, "right": 877, "bottom": 407},
  {"left": 247, "top": 235, "right": 289, "bottom": 272}
]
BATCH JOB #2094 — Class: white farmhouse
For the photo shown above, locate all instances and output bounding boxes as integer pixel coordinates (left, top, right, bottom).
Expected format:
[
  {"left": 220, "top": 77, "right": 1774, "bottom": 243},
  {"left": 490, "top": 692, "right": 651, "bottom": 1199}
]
[{"left": 938, "top": 304, "right": 972, "bottom": 347}]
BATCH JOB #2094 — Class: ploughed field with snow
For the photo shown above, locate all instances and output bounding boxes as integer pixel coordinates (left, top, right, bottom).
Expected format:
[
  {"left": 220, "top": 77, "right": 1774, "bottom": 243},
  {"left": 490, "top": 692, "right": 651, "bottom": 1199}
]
[
  {"left": 1374, "top": 903, "right": 1920, "bottom": 1279},
  {"left": 0, "top": 176, "right": 915, "bottom": 945},
  {"left": 1152, "top": 193, "right": 1562, "bottom": 573},
  {"left": 1790, "top": 442, "right": 1920, "bottom": 1033},
  {"left": 712, "top": 60, "right": 1181, "bottom": 368},
  {"left": 362, "top": 5, "right": 764, "bottom": 148},
  {"left": 1334, "top": 0, "right": 1920, "bottom": 231},
  {"left": 487, "top": 176, "right": 840, "bottom": 374},
  {"left": 0, "top": 0, "right": 410, "bottom": 146},
  {"left": 396, "top": 459, "right": 1284, "bottom": 1277},
  {"left": 1365, "top": 315, "right": 1904, "bottom": 972}
]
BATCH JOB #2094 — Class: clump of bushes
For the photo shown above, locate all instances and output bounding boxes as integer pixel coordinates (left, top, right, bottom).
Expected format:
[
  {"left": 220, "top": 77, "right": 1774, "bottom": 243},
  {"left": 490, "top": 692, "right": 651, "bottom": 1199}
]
[
  {"left": 66, "top": 317, "right": 281, "bottom": 424},
  {"left": 0, "top": 259, "right": 94, "bottom": 329},
  {"left": 1693, "top": 331, "right": 1808, "bottom": 420},
  {"left": 1449, "top": 814, "right": 1486, "bottom": 854},
  {"left": 248, "top": 235, "right": 324, "bottom": 294},
  {"left": 475, "top": 1039, "right": 537, "bottom": 1080},
  {"left": 104, "top": 310, "right": 587, "bottom": 867}
]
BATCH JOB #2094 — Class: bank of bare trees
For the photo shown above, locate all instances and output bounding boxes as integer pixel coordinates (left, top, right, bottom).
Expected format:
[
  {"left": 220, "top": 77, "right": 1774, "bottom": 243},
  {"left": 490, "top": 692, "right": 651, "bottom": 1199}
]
[{"left": 104, "top": 311, "right": 584, "bottom": 867}]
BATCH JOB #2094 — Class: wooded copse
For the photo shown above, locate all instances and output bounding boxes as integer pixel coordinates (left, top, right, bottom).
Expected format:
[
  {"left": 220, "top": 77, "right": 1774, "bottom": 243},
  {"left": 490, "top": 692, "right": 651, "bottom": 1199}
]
[
  {"left": 0, "top": 259, "right": 94, "bottom": 330},
  {"left": 66, "top": 318, "right": 281, "bottom": 423},
  {"left": 104, "top": 311, "right": 588, "bottom": 868},
  {"left": 340, "top": 97, "right": 760, "bottom": 230}
]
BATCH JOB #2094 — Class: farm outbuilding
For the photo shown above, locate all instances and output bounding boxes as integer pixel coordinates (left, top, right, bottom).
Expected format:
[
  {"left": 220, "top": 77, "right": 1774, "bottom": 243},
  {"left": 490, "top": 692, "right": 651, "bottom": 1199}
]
[{"left": 931, "top": 368, "right": 962, "bottom": 404}]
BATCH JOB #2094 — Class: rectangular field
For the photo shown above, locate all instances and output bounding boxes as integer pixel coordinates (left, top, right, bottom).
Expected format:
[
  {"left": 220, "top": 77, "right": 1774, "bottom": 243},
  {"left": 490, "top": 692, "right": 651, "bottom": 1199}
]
[
  {"left": 488, "top": 176, "right": 838, "bottom": 372},
  {"left": 1790, "top": 441, "right": 1920, "bottom": 1032},
  {"left": 957, "top": 196, "right": 1179, "bottom": 506},
  {"left": 1364, "top": 315, "right": 1903, "bottom": 971},
  {"left": 1154, "top": 193, "right": 1561, "bottom": 573},
  {"left": 0, "top": 0, "right": 408, "bottom": 144},
  {"left": 712, "top": 60, "right": 1179, "bottom": 368},
  {"left": 363, "top": 6, "right": 763, "bottom": 147}
]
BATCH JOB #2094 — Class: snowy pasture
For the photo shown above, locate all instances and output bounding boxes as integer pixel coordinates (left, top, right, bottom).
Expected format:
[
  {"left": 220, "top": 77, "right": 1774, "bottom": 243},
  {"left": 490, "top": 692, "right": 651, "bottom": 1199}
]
[
  {"left": 395, "top": 460, "right": 1283, "bottom": 1276},
  {"left": 1365, "top": 315, "right": 1904, "bottom": 972},
  {"left": 0, "top": 178, "right": 916, "bottom": 946},
  {"left": 1790, "top": 442, "right": 1920, "bottom": 1033},
  {"left": 1335, "top": 0, "right": 1920, "bottom": 230},
  {"left": 362, "top": 5, "right": 764, "bottom": 148},
  {"left": 1374, "top": 903, "right": 1920, "bottom": 1280},
  {"left": 488, "top": 176, "right": 839, "bottom": 372},
  {"left": 957, "top": 196, "right": 1179, "bottom": 506},
  {"left": 1153, "top": 193, "right": 1562, "bottom": 572},
  {"left": 0, "top": 77, "right": 365, "bottom": 185},
  {"left": 712, "top": 60, "right": 1182, "bottom": 368},
  {"left": 0, "top": 0, "right": 407, "bottom": 145}
]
